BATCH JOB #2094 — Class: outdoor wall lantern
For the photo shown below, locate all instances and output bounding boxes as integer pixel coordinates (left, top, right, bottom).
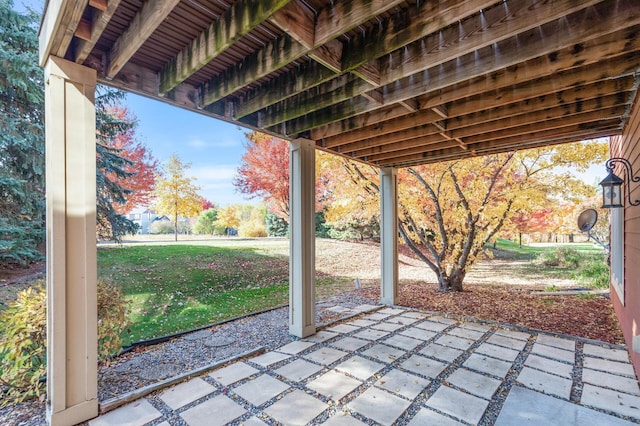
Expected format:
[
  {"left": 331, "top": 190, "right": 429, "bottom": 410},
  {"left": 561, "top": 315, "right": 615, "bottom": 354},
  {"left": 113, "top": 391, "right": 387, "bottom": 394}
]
[{"left": 599, "top": 158, "right": 640, "bottom": 208}]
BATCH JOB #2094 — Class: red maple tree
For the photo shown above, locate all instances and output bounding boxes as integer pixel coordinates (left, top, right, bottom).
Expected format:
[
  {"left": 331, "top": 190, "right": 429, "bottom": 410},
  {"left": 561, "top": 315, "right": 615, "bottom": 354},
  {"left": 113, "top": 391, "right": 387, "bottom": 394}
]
[
  {"left": 234, "top": 132, "right": 328, "bottom": 220},
  {"left": 106, "top": 105, "right": 159, "bottom": 214}
]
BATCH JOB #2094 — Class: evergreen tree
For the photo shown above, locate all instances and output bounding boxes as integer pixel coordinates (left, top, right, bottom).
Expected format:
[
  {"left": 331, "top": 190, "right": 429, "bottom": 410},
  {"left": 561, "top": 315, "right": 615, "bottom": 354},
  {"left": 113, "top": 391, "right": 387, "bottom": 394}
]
[{"left": 0, "top": 0, "right": 45, "bottom": 264}]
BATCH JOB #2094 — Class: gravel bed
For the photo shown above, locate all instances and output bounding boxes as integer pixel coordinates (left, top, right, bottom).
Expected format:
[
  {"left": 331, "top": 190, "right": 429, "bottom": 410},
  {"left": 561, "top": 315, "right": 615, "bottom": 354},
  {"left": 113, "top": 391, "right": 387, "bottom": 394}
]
[{"left": 0, "top": 291, "right": 377, "bottom": 426}]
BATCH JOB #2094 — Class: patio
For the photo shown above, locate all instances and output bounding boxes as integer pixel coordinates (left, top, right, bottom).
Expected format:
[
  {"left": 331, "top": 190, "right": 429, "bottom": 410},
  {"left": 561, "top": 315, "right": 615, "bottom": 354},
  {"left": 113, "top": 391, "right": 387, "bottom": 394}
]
[{"left": 89, "top": 305, "right": 640, "bottom": 425}]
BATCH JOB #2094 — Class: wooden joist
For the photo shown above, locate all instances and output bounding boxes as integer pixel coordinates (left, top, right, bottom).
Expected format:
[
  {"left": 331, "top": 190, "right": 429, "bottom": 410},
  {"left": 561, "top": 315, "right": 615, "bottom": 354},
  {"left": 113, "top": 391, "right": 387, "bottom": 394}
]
[{"left": 105, "top": 0, "right": 181, "bottom": 79}]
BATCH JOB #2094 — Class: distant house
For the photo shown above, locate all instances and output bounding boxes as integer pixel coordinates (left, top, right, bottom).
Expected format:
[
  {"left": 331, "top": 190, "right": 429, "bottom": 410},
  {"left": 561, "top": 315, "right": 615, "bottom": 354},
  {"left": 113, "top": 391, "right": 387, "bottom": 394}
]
[{"left": 127, "top": 207, "right": 161, "bottom": 234}]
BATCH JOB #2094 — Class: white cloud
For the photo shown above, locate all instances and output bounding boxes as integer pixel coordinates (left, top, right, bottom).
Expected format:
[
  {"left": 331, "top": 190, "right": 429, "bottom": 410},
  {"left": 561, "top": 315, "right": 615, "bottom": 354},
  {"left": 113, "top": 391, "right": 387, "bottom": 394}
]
[
  {"left": 190, "top": 165, "right": 237, "bottom": 181},
  {"left": 187, "top": 138, "right": 239, "bottom": 149}
]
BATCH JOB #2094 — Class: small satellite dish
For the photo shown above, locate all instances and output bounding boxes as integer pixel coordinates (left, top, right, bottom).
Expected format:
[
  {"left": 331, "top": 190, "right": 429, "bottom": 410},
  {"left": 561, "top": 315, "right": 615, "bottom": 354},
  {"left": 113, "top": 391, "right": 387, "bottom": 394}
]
[{"left": 577, "top": 209, "right": 598, "bottom": 233}]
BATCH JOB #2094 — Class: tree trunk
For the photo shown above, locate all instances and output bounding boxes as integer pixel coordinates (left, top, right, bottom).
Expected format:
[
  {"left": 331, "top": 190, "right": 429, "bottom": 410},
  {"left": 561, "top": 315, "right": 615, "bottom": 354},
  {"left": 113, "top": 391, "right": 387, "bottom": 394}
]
[
  {"left": 174, "top": 212, "right": 178, "bottom": 241},
  {"left": 519, "top": 233, "right": 522, "bottom": 248},
  {"left": 436, "top": 268, "right": 466, "bottom": 292}
]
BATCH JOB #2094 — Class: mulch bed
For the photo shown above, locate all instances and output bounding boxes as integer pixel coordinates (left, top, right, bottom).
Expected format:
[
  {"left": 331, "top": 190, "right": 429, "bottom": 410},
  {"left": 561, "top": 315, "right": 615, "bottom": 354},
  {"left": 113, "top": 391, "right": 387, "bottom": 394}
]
[{"left": 356, "top": 282, "right": 625, "bottom": 345}]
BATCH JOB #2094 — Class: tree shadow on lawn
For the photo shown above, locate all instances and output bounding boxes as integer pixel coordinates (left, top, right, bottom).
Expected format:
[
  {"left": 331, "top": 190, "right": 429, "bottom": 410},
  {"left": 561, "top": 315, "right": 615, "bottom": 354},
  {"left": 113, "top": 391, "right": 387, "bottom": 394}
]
[{"left": 97, "top": 244, "right": 367, "bottom": 345}]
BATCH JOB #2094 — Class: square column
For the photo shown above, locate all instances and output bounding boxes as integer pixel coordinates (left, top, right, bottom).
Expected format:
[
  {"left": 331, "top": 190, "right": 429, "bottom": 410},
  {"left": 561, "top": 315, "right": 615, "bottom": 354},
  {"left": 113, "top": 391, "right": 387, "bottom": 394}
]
[
  {"left": 380, "top": 167, "right": 398, "bottom": 305},
  {"left": 44, "top": 56, "right": 98, "bottom": 426},
  {"left": 289, "top": 139, "right": 316, "bottom": 337}
]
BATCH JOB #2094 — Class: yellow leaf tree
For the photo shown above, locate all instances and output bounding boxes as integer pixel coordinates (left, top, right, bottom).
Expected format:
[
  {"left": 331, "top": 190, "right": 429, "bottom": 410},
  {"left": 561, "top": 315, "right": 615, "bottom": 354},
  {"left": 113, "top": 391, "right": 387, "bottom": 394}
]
[
  {"left": 153, "top": 155, "right": 202, "bottom": 241},
  {"left": 215, "top": 205, "right": 241, "bottom": 237},
  {"left": 325, "top": 140, "right": 608, "bottom": 292}
]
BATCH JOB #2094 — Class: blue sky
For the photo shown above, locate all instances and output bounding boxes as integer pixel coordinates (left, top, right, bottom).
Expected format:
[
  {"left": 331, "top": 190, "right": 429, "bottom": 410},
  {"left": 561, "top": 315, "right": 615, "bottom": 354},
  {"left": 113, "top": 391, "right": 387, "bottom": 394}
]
[{"left": 124, "top": 94, "right": 254, "bottom": 207}]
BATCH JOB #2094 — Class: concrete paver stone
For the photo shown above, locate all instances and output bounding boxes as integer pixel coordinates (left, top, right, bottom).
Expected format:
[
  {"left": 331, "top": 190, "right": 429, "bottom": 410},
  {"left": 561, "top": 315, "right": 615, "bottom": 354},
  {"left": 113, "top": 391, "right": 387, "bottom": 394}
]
[
  {"left": 447, "top": 327, "right": 485, "bottom": 340},
  {"left": 517, "top": 366, "right": 572, "bottom": 399},
  {"left": 407, "top": 408, "right": 464, "bottom": 425},
  {"left": 210, "top": 361, "right": 259, "bottom": 386},
  {"left": 582, "top": 368, "right": 640, "bottom": 395},
  {"left": 329, "top": 336, "right": 369, "bottom": 352},
  {"left": 250, "top": 351, "right": 291, "bottom": 368},
  {"left": 581, "top": 384, "right": 640, "bottom": 420},
  {"left": 383, "top": 334, "right": 422, "bottom": 351},
  {"left": 365, "top": 312, "right": 392, "bottom": 321},
  {"left": 463, "top": 353, "right": 512, "bottom": 377},
  {"left": 353, "top": 304, "right": 380, "bottom": 312},
  {"left": 420, "top": 343, "right": 463, "bottom": 362},
  {"left": 390, "top": 316, "right": 421, "bottom": 325},
  {"left": 348, "top": 387, "right": 412, "bottom": 426},
  {"left": 276, "top": 340, "right": 316, "bottom": 355},
  {"left": 415, "top": 320, "right": 449, "bottom": 332},
  {"left": 435, "top": 335, "right": 475, "bottom": 351},
  {"left": 264, "top": 389, "right": 328, "bottom": 425},
  {"left": 233, "top": 374, "right": 290, "bottom": 406},
  {"left": 400, "top": 311, "right": 427, "bottom": 320},
  {"left": 401, "top": 354, "right": 447, "bottom": 378},
  {"left": 429, "top": 316, "right": 458, "bottom": 325},
  {"left": 306, "top": 370, "right": 362, "bottom": 400},
  {"left": 159, "top": 377, "right": 216, "bottom": 410},
  {"left": 335, "top": 355, "right": 385, "bottom": 380},
  {"left": 583, "top": 356, "right": 636, "bottom": 378},
  {"left": 180, "top": 394, "right": 246, "bottom": 426},
  {"left": 305, "top": 347, "right": 349, "bottom": 365},
  {"left": 426, "top": 385, "right": 489, "bottom": 425},
  {"left": 399, "top": 327, "right": 437, "bottom": 341},
  {"left": 362, "top": 343, "right": 406, "bottom": 363},
  {"left": 486, "top": 334, "right": 528, "bottom": 351},
  {"left": 348, "top": 319, "right": 377, "bottom": 327},
  {"left": 371, "top": 321, "right": 405, "bottom": 332},
  {"left": 530, "top": 343, "right": 575, "bottom": 363},
  {"left": 493, "top": 328, "right": 531, "bottom": 341},
  {"left": 275, "top": 358, "right": 324, "bottom": 382},
  {"left": 524, "top": 354, "right": 573, "bottom": 378},
  {"left": 328, "top": 324, "right": 361, "bottom": 334},
  {"left": 327, "top": 306, "right": 353, "bottom": 314},
  {"left": 88, "top": 399, "right": 161, "bottom": 426},
  {"left": 536, "top": 334, "right": 576, "bottom": 351},
  {"left": 379, "top": 307, "right": 406, "bottom": 315},
  {"left": 303, "top": 330, "right": 339, "bottom": 343},
  {"left": 475, "top": 342, "right": 520, "bottom": 362},
  {"left": 241, "top": 417, "right": 268, "bottom": 426},
  {"left": 353, "top": 328, "right": 391, "bottom": 341},
  {"left": 322, "top": 414, "right": 366, "bottom": 425},
  {"left": 583, "top": 344, "right": 630, "bottom": 362},
  {"left": 375, "top": 368, "right": 430, "bottom": 399},
  {"left": 459, "top": 322, "right": 492, "bottom": 333},
  {"left": 496, "top": 386, "right": 635, "bottom": 426},
  {"left": 446, "top": 368, "right": 502, "bottom": 400}
]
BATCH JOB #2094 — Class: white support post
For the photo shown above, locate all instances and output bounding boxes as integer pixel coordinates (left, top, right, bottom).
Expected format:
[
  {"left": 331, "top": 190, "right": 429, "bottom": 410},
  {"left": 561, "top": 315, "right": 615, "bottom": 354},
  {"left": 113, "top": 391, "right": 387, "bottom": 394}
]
[
  {"left": 380, "top": 167, "right": 398, "bottom": 305},
  {"left": 289, "top": 138, "right": 316, "bottom": 337},
  {"left": 44, "top": 56, "right": 98, "bottom": 426}
]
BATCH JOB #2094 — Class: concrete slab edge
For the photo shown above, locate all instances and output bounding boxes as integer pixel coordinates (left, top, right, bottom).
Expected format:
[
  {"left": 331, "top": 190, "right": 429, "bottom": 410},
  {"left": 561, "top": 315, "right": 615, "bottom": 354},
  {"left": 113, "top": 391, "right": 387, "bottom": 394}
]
[{"left": 98, "top": 346, "right": 264, "bottom": 415}]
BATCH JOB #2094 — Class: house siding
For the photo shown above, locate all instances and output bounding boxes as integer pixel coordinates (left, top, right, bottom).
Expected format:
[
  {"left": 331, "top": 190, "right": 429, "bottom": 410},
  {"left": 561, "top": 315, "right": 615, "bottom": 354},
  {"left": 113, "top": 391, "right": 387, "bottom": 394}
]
[{"left": 610, "top": 90, "right": 640, "bottom": 377}]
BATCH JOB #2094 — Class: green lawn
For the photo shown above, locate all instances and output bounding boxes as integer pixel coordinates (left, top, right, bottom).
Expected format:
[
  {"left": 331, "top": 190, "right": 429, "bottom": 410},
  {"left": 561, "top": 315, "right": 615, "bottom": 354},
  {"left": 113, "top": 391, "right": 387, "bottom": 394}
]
[{"left": 98, "top": 244, "right": 291, "bottom": 345}]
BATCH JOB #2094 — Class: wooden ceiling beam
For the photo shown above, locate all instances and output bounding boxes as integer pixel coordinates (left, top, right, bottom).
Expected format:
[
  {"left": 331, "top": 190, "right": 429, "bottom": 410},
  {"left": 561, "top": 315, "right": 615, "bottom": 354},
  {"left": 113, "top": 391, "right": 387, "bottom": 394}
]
[
  {"left": 201, "top": 35, "right": 309, "bottom": 107},
  {"left": 295, "top": 4, "right": 640, "bottom": 137},
  {"left": 269, "top": 0, "right": 315, "bottom": 49},
  {"left": 74, "top": 0, "right": 123, "bottom": 64},
  {"left": 201, "top": 0, "right": 406, "bottom": 111},
  {"left": 105, "top": 0, "right": 181, "bottom": 79},
  {"left": 158, "top": 0, "right": 292, "bottom": 94},
  {"left": 379, "top": 0, "right": 603, "bottom": 86},
  {"left": 353, "top": 93, "right": 628, "bottom": 160},
  {"left": 233, "top": 0, "right": 491, "bottom": 119},
  {"left": 312, "top": 27, "right": 640, "bottom": 140},
  {"left": 321, "top": 53, "right": 639, "bottom": 149},
  {"left": 379, "top": 124, "right": 620, "bottom": 167},
  {"left": 342, "top": 0, "right": 497, "bottom": 72}
]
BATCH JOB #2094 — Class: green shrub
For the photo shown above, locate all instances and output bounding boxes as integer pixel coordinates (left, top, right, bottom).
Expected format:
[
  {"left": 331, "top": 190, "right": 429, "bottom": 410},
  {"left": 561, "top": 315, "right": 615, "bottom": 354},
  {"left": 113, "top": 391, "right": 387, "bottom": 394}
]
[
  {"left": 577, "top": 255, "right": 610, "bottom": 289},
  {"left": 0, "top": 280, "right": 129, "bottom": 405},
  {"left": 539, "top": 247, "right": 581, "bottom": 268}
]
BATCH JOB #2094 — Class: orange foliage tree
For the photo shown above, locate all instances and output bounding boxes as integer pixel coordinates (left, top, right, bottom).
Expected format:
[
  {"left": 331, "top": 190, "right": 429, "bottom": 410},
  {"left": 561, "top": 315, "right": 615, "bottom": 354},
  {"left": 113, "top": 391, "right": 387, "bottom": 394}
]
[
  {"left": 104, "top": 105, "right": 159, "bottom": 214},
  {"left": 325, "top": 141, "right": 608, "bottom": 292},
  {"left": 234, "top": 132, "right": 329, "bottom": 220}
]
